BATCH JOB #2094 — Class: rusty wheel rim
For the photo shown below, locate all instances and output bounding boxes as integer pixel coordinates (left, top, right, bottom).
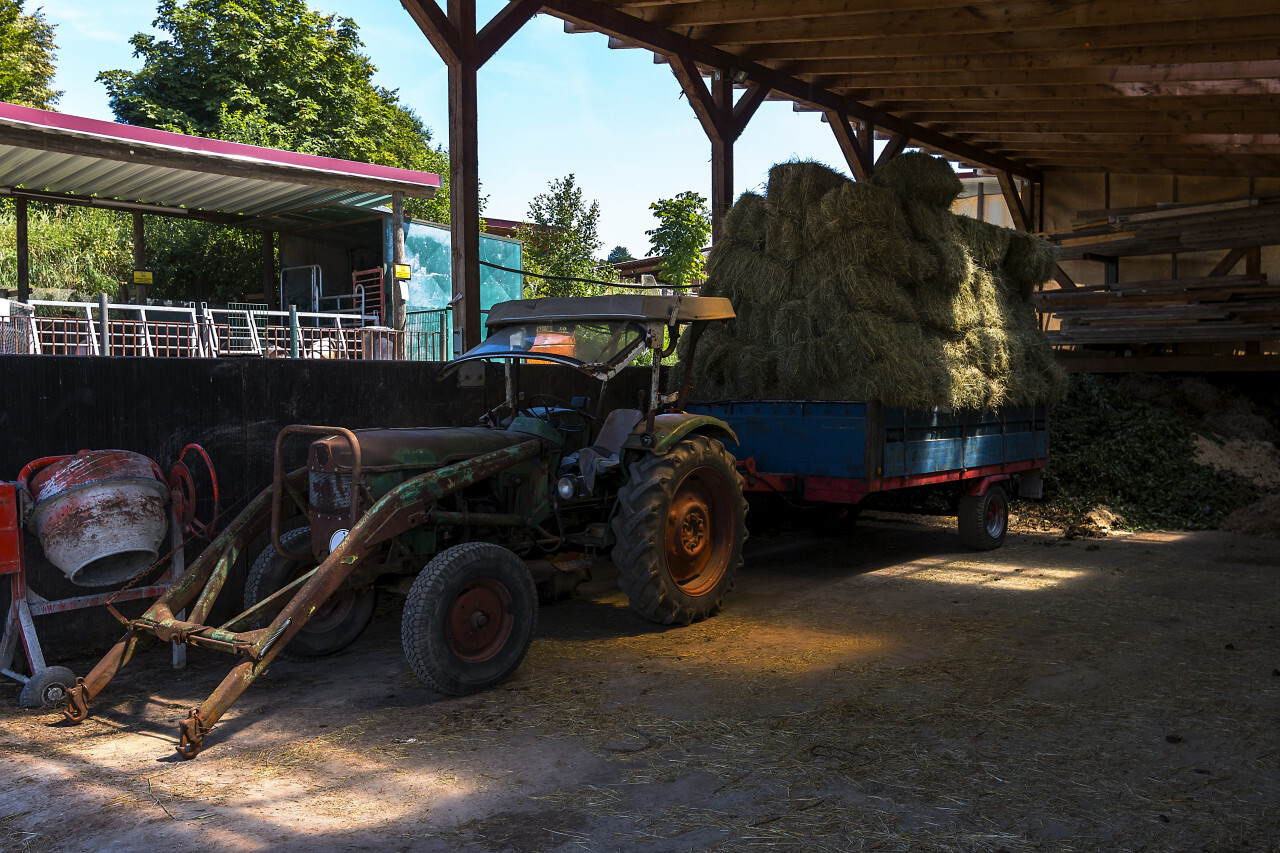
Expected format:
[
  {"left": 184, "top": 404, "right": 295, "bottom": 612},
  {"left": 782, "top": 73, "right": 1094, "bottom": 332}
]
[
  {"left": 447, "top": 579, "right": 515, "bottom": 663},
  {"left": 664, "top": 466, "right": 733, "bottom": 596},
  {"left": 289, "top": 564, "right": 356, "bottom": 635},
  {"left": 986, "top": 493, "right": 1007, "bottom": 539}
]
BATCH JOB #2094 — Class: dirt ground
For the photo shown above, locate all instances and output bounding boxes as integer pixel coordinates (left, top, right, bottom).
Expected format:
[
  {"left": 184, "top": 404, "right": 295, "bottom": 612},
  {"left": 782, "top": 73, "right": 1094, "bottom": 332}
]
[{"left": 1, "top": 511, "right": 1277, "bottom": 853}]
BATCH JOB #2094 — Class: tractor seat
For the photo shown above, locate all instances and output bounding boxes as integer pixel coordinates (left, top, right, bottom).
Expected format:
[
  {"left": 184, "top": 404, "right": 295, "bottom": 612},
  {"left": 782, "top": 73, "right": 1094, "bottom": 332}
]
[{"left": 591, "top": 409, "right": 643, "bottom": 456}]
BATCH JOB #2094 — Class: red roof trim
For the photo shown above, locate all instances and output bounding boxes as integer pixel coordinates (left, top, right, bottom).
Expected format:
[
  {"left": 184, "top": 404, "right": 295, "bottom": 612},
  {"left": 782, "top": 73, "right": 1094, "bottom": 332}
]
[{"left": 0, "top": 102, "right": 441, "bottom": 190}]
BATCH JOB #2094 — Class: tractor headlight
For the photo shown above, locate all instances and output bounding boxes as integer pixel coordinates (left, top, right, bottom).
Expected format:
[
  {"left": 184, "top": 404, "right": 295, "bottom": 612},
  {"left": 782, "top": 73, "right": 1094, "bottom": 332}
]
[
  {"left": 556, "top": 476, "right": 578, "bottom": 500},
  {"left": 328, "top": 528, "right": 349, "bottom": 553}
]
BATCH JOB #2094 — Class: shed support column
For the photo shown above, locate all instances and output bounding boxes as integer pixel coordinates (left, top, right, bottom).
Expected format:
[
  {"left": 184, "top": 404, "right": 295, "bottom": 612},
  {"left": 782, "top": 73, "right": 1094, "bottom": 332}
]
[
  {"left": 449, "top": 5, "right": 481, "bottom": 354},
  {"left": 132, "top": 213, "right": 147, "bottom": 304},
  {"left": 668, "top": 60, "right": 768, "bottom": 244},
  {"left": 392, "top": 190, "right": 408, "bottom": 334},
  {"left": 403, "top": 0, "right": 539, "bottom": 353},
  {"left": 710, "top": 73, "right": 733, "bottom": 244},
  {"left": 16, "top": 198, "right": 29, "bottom": 303},
  {"left": 262, "top": 231, "right": 276, "bottom": 311}
]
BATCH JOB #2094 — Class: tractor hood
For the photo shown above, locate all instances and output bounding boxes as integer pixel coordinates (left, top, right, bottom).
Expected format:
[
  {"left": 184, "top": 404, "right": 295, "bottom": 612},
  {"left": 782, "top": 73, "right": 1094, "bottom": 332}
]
[{"left": 308, "top": 427, "right": 537, "bottom": 474}]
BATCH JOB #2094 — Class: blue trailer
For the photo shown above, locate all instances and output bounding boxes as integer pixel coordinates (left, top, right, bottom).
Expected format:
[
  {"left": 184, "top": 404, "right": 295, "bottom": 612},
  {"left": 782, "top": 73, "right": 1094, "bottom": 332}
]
[{"left": 689, "top": 401, "right": 1048, "bottom": 549}]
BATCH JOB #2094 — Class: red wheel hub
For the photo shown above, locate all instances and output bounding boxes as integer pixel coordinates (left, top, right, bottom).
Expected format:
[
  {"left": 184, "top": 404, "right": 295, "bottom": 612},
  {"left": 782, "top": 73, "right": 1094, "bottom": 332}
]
[
  {"left": 664, "top": 468, "right": 733, "bottom": 595},
  {"left": 447, "top": 579, "right": 514, "bottom": 663}
]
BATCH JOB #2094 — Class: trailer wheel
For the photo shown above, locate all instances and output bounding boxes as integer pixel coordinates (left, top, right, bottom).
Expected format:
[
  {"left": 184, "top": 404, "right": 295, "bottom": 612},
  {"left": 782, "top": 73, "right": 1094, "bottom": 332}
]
[
  {"left": 958, "top": 484, "right": 1009, "bottom": 551},
  {"left": 18, "top": 666, "right": 77, "bottom": 708},
  {"left": 401, "top": 543, "right": 538, "bottom": 696},
  {"left": 245, "top": 528, "right": 376, "bottom": 658},
  {"left": 611, "top": 434, "right": 748, "bottom": 625}
]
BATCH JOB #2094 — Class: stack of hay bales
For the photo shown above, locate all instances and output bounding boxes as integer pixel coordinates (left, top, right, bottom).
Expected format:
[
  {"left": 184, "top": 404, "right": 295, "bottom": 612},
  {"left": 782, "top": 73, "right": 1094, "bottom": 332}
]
[{"left": 686, "top": 153, "right": 1066, "bottom": 410}]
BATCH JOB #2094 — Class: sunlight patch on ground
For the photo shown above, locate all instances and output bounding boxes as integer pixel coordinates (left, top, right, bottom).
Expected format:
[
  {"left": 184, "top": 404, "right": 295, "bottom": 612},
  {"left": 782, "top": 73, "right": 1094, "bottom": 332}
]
[{"left": 901, "top": 560, "right": 1084, "bottom": 590}]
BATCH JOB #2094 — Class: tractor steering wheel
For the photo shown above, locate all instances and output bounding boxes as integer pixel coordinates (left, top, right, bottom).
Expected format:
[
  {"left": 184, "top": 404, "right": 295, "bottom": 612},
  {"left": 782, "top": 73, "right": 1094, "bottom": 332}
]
[{"left": 521, "top": 394, "right": 595, "bottom": 433}]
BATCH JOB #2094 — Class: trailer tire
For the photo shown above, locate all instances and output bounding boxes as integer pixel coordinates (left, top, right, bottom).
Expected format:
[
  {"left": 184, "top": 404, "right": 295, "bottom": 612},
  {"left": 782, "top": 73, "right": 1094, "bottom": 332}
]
[
  {"left": 19, "top": 666, "right": 77, "bottom": 708},
  {"left": 402, "top": 543, "right": 538, "bottom": 696},
  {"left": 958, "top": 484, "right": 1009, "bottom": 551},
  {"left": 611, "top": 435, "right": 747, "bottom": 625},
  {"left": 245, "top": 528, "right": 376, "bottom": 658}
]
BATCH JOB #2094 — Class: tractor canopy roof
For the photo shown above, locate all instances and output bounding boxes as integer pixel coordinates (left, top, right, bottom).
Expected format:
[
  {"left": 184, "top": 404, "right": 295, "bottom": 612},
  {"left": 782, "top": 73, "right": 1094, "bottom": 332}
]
[{"left": 484, "top": 295, "right": 734, "bottom": 330}]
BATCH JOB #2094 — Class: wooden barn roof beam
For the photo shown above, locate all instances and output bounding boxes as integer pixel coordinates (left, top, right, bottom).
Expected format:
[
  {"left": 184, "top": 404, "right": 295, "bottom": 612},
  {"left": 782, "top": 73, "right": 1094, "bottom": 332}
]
[
  {"left": 807, "top": 60, "right": 1280, "bottom": 90},
  {"left": 542, "top": 0, "right": 1040, "bottom": 179},
  {"left": 779, "top": 42, "right": 1280, "bottom": 75},
  {"left": 730, "top": 15, "right": 1280, "bottom": 61},
  {"left": 674, "top": 1, "right": 1270, "bottom": 45}
]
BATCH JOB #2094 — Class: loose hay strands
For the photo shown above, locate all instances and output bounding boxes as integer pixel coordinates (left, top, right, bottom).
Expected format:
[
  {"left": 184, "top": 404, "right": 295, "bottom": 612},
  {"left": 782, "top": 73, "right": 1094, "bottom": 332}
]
[{"left": 1004, "top": 230, "right": 1057, "bottom": 296}]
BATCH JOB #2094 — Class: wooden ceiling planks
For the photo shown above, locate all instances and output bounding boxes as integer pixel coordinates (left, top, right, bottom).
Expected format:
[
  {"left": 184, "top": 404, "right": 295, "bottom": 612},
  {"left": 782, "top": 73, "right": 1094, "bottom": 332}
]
[{"left": 554, "top": 0, "right": 1280, "bottom": 179}]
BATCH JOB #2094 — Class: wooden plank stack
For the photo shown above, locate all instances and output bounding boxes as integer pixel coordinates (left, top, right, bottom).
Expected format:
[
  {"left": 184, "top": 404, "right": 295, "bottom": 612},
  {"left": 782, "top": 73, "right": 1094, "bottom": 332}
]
[
  {"left": 1052, "top": 197, "right": 1280, "bottom": 261},
  {"left": 1037, "top": 274, "right": 1280, "bottom": 347},
  {"left": 1039, "top": 196, "right": 1280, "bottom": 368}
]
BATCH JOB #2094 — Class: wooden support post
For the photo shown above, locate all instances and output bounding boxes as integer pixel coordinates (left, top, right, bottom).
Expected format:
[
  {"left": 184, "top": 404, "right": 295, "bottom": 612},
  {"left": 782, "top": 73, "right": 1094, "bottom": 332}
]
[
  {"left": 976, "top": 182, "right": 985, "bottom": 222},
  {"left": 997, "top": 171, "right": 1030, "bottom": 232},
  {"left": 825, "top": 110, "right": 872, "bottom": 182},
  {"left": 875, "top": 133, "right": 909, "bottom": 169},
  {"left": 669, "top": 60, "right": 768, "bottom": 243},
  {"left": 711, "top": 72, "right": 733, "bottom": 244},
  {"left": 132, "top": 213, "right": 147, "bottom": 304},
  {"left": 262, "top": 231, "right": 276, "bottom": 311},
  {"left": 403, "top": 0, "right": 537, "bottom": 352},
  {"left": 15, "top": 198, "right": 29, "bottom": 303},
  {"left": 392, "top": 191, "right": 408, "bottom": 336}
]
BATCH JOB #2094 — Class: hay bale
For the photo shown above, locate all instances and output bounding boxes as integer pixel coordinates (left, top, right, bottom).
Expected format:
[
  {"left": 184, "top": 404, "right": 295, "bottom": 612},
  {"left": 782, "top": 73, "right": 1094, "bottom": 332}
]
[
  {"left": 722, "top": 192, "right": 769, "bottom": 250},
  {"left": 766, "top": 161, "right": 850, "bottom": 214},
  {"left": 955, "top": 215, "right": 1013, "bottom": 270},
  {"left": 871, "top": 152, "right": 963, "bottom": 209},
  {"left": 1003, "top": 230, "right": 1056, "bottom": 296},
  {"left": 693, "top": 154, "right": 1061, "bottom": 410}
]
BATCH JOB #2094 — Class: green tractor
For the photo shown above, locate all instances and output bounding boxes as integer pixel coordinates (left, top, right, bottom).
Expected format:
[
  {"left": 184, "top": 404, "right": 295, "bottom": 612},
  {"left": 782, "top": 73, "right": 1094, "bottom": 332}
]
[{"left": 65, "top": 294, "right": 747, "bottom": 758}]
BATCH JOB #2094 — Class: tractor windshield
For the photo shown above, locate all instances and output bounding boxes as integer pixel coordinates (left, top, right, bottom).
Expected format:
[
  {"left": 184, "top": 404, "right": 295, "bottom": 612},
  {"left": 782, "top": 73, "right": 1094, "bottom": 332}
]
[{"left": 458, "top": 320, "right": 647, "bottom": 369}]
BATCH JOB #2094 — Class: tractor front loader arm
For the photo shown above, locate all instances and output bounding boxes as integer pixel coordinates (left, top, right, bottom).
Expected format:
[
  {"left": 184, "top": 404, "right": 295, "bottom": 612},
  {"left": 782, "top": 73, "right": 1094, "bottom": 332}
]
[{"left": 65, "top": 438, "right": 543, "bottom": 760}]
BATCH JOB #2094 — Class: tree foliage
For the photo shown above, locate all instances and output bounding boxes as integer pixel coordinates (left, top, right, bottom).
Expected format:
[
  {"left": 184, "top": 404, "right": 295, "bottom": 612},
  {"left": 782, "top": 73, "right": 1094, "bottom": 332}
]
[
  {"left": 606, "top": 245, "right": 634, "bottom": 264},
  {"left": 0, "top": 206, "right": 132, "bottom": 295},
  {"left": 0, "top": 0, "right": 61, "bottom": 109},
  {"left": 646, "top": 191, "right": 711, "bottom": 288},
  {"left": 93, "top": 0, "right": 452, "bottom": 303},
  {"left": 515, "top": 174, "right": 617, "bottom": 298}
]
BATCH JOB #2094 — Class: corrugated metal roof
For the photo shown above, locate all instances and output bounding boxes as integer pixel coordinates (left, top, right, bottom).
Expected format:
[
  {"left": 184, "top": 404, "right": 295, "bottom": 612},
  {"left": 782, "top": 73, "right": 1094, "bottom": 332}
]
[{"left": 0, "top": 102, "right": 440, "bottom": 219}]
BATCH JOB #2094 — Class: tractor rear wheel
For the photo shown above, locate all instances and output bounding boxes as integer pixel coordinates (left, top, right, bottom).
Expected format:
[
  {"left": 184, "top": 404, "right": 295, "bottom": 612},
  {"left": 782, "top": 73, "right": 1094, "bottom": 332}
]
[
  {"left": 611, "top": 434, "right": 747, "bottom": 625},
  {"left": 401, "top": 543, "right": 538, "bottom": 696},
  {"left": 245, "top": 527, "right": 377, "bottom": 658}
]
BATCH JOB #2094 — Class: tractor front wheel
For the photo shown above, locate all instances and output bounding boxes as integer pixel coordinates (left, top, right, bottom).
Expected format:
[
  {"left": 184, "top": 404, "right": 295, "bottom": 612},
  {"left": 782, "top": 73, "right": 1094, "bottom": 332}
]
[
  {"left": 611, "top": 435, "right": 747, "bottom": 625},
  {"left": 401, "top": 543, "right": 538, "bottom": 696},
  {"left": 245, "top": 528, "right": 377, "bottom": 658}
]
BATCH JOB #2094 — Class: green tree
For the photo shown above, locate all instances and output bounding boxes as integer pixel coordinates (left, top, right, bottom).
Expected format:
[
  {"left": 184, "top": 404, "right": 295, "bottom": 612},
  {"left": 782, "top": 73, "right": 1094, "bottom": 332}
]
[
  {"left": 606, "top": 245, "right": 634, "bottom": 264},
  {"left": 646, "top": 191, "right": 711, "bottom": 288},
  {"left": 515, "top": 174, "right": 617, "bottom": 298},
  {"left": 96, "top": 0, "right": 452, "bottom": 302},
  {"left": 0, "top": 0, "right": 61, "bottom": 108}
]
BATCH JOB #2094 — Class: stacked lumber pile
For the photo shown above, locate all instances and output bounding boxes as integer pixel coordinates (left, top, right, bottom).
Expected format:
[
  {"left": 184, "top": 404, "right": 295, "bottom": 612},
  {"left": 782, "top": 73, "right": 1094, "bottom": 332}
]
[
  {"left": 1043, "top": 196, "right": 1280, "bottom": 355},
  {"left": 1039, "top": 275, "right": 1280, "bottom": 347},
  {"left": 1052, "top": 197, "right": 1280, "bottom": 260}
]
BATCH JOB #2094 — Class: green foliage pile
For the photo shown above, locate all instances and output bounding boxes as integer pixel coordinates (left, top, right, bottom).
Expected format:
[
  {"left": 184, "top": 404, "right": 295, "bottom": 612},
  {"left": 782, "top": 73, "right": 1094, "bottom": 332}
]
[
  {"left": 646, "top": 191, "right": 711, "bottom": 288},
  {"left": 0, "top": 205, "right": 132, "bottom": 293},
  {"left": 0, "top": 0, "right": 61, "bottom": 109},
  {"left": 1046, "top": 374, "right": 1259, "bottom": 530},
  {"left": 686, "top": 154, "right": 1065, "bottom": 410}
]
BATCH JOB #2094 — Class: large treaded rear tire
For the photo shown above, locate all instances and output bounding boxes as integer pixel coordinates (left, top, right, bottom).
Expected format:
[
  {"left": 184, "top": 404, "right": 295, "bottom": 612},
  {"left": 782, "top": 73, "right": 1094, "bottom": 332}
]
[
  {"left": 611, "top": 434, "right": 748, "bottom": 625},
  {"left": 244, "top": 527, "right": 377, "bottom": 658},
  {"left": 401, "top": 543, "right": 538, "bottom": 696}
]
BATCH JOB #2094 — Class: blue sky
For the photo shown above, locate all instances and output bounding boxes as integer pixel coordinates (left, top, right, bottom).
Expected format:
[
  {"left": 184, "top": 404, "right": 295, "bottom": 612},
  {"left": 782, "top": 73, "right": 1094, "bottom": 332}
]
[{"left": 37, "top": 0, "right": 856, "bottom": 257}]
